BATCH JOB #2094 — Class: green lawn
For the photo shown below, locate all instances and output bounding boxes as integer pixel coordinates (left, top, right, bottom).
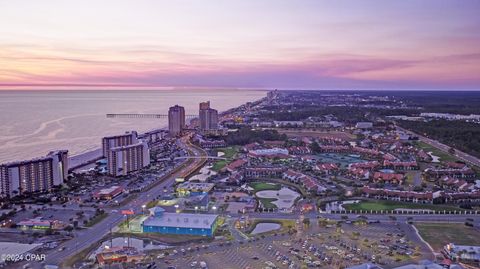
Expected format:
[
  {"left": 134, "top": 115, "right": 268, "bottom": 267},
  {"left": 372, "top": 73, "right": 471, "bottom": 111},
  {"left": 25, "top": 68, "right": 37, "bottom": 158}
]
[
  {"left": 215, "top": 146, "right": 239, "bottom": 159},
  {"left": 343, "top": 200, "right": 464, "bottom": 212},
  {"left": 249, "top": 182, "right": 281, "bottom": 192},
  {"left": 211, "top": 160, "right": 227, "bottom": 171},
  {"left": 211, "top": 147, "right": 239, "bottom": 171},
  {"left": 258, "top": 198, "right": 278, "bottom": 209},
  {"left": 415, "top": 223, "right": 480, "bottom": 250},
  {"left": 415, "top": 141, "right": 458, "bottom": 162},
  {"left": 405, "top": 171, "right": 415, "bottom": 185}
]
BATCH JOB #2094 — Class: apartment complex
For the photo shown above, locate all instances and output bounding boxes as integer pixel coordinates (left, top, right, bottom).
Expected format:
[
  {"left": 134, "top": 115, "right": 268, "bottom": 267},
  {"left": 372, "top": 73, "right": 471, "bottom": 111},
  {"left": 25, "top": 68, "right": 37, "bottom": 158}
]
[
  {"left": 107, "top": 141, "right": 150, "bottom": 177},
  {"left": 102, "top": 131, "right": 138, "bottom": 157},
  {"left": 199, "top": 101, "right": 218, "bottom": 130},
  {"left": 0, "top": 150, "right": 68, "bottom": 198},
  {"left": 168, "top": 105, "right": 185, "bottom": 136}
]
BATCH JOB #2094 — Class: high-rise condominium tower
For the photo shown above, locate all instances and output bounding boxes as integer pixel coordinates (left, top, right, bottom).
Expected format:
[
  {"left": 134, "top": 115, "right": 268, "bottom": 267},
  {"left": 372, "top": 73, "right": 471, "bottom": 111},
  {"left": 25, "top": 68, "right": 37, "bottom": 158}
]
[{"left": 168, "top": 105, "right": 186, "bottom": 136}]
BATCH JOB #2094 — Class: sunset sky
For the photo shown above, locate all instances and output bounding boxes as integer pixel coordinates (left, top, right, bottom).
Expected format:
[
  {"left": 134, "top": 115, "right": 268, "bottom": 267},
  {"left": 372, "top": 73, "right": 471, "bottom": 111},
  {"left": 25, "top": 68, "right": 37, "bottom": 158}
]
[{"left": 0, "top": 0, "right": 479, "bottom": 89}]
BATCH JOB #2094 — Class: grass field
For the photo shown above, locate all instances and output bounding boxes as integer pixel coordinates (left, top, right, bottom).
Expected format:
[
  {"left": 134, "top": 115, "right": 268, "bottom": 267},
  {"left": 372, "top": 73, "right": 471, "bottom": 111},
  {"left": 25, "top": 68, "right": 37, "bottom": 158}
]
[
  {"left": 216, "top": 146, "right": 239, "bottom": 159},
  {"left": 211, "top": 160, "right": 227, "bottom": 171},
  {"left": 258, "top": 197, "right": 278, "bottom": 209},
  {"left": 249, "top": 182, "right": 281, "bottom": 192},
  {"left": 343, "top": 200, "right": 463, "bottom": 212},
  {"left": 415, "top": 141, "right": 458, "bottom": 162},
  {"left": 211, "top": 146, "right": 239, "bottom": 171},
  {"left": 415, "top": 223, "right": 480, "bottom": 250}
]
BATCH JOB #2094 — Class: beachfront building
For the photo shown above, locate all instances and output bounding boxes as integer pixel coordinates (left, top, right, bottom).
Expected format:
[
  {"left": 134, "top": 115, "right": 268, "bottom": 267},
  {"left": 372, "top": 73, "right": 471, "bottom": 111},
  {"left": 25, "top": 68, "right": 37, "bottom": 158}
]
[
  {"left": 107, "top": 141, "right": 150, "bottom": 177},
  {"left": 142, "top": 207, "right": 219, "bottom": 237},
  {"left": 0, "top": 150, "right": 68, "bottom": 198},
  {"left": 199, "top": 101, "right": 219, "bottom": 131},
  {"left": 168, "top": 105, "right": 185, "bottom": 136},
  {"left": 102, "top": 131, "right": 138, "bottom": 157},
  {"left": 139, "top": 129, "right": 166, "bottom": 144}
]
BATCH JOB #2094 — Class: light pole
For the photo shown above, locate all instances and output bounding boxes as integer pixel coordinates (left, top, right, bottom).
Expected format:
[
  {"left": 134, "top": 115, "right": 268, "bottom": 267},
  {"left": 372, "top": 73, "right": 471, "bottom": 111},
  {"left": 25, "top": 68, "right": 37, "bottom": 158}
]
[
  {"left": 212, "top": 206, "right": 217, "bottom": 214},
  {"left": 195, "top": 206, "right": 199, "bottom": 214},
  {"left": 174, "top": 204, "right": 179, "bottom": 213},
  {"left": 142, "top": 204, "right": 146, "bottom": 215}
]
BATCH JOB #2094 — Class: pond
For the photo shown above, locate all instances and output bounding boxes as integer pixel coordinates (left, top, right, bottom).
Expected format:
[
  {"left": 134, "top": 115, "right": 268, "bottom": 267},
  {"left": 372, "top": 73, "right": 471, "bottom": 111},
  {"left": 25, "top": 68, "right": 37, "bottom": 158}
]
[
  {"left": 428, "top": 152, "right": 440, "bottom": 163},
  {"left": 255, "top": 187, "right": 300, "bottom": 209},
  {"left": 250, "top": 222, "right": 281, "bottom": 235},
  {"left": 189, "top": 165, "right": 217, "bottom": 182}
]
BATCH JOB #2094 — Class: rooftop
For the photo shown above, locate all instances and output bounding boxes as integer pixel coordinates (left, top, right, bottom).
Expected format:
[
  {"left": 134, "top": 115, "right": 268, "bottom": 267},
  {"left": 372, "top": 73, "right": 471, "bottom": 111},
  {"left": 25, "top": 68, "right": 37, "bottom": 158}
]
[{"left": 143, "top": 212, "right": 218, "bottom": 229}]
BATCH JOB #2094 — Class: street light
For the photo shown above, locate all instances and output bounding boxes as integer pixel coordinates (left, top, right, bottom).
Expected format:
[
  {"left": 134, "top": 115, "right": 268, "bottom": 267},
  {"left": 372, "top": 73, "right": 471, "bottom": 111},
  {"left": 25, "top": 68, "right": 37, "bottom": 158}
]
[
  {"left": 195, "top": 206, "right": 199, "bottom": 214},
  {"left": 174, "top": 204, "right": 179, "bottom": 213},
  {"left": 142, "top": 204, "right": 146, "bottom": 215}
]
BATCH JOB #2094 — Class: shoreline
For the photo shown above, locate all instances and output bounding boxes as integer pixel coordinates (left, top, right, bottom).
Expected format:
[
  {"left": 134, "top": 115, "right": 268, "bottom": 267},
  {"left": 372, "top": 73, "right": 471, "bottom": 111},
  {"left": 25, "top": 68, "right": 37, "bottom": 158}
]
[{"left": 67, "top": 95, "right": 266, "bottom": 172}]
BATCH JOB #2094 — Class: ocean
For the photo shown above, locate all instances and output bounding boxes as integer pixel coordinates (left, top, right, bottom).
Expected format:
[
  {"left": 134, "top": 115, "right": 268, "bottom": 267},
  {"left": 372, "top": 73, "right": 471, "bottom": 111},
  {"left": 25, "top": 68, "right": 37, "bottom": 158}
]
[{"left": 0, "top": 89, "right": 266, "bottom": 163}]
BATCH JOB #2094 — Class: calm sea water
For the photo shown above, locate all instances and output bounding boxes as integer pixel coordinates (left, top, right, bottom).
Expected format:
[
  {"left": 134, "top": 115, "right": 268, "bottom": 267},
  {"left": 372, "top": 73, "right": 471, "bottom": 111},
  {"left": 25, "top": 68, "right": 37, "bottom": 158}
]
[{"left": 0, "top": 89, "right": 265, "bottom": 163}]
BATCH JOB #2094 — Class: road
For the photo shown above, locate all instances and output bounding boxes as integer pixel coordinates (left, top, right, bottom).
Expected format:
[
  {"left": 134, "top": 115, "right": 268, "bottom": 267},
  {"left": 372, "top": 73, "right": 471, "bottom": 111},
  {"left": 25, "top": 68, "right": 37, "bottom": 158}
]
[
  {"left": 228, "top": 212, "right": 480, "bottom": 224},
  {"left": 43, "top": 134, "right": 208, "bottom": 267},
  {"left": 42, "top": 128, "right": 480, "bottom": 267},
  {"left": 397, "top": 126, "right": 480, "bottom": 167}
]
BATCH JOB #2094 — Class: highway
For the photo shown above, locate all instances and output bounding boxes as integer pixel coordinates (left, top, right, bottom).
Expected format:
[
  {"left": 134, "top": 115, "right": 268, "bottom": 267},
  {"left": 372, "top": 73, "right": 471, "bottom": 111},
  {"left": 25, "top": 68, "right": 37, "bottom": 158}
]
[
  {"left": 397, "top": 126, "right": 480, "bottom": 168},
  {"left": 43, "top": 135, "right": 208, "bottom": 267}
]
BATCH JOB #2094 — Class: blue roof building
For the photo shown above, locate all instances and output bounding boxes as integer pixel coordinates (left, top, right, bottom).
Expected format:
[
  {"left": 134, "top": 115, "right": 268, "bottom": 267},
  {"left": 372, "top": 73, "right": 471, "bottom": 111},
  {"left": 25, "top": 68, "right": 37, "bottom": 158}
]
[{"left": 142, "top": 207, "right": 219, "bottom": 237}]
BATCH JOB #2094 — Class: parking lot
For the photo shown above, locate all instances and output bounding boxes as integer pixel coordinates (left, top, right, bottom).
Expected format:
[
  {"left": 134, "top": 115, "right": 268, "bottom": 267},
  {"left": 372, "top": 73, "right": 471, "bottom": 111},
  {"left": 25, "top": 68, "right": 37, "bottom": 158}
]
[{"left": 152, "top": 220, "right": 428, "bottom": 269}]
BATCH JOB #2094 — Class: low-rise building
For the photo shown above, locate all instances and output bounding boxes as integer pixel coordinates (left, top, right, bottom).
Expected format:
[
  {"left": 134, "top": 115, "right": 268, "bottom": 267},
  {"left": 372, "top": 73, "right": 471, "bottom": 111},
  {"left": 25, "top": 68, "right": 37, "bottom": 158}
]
[
  {"left": 282, "top": 169, "right": 326, "bottom": 194},
  {"left": 439, "top": 176, "right": 475, "bottom": 192},
  {"left": 444, "top": 243, "right": 480, "bottom": 263},
  {"left": 362, "top": 187, "right": 436, "bottom": 204},
  {"left": 355, "top": 122, "right": 373, "bottom": 129},
  {"left": 373, "top": 172, "right": 405, "bottom": 185},
  {"left": 17, "top": 218, "right": 51, "bottom": 229},
  {"left": 383, "top": 160, "right": 418, "bottom": 170},
  {"left": 288, "top": 146, "right": 312, "bottom": 155},
  {"left": 315, "top": 163, "right": 339, "bottom": 175},
  {"left": 176, "top": 182, "right": 215, "bottom": 197},
  {"left": 244, "top": 166, "right": 285, "bottom": 178},
  {"left": 348, "top": 167, "right": 370, "bottom": 180},
  {"left": 273, "top": 121, "right": 304, "bottom": 127},
  {"left": 225, "top": 159, "right": 247, "bottom": 173},
  {"left": 349, "top": 161, "right": 379, "bottom": 170},
  {"left": 93, "top": 186, "right": 124, "bottom": 200},
  {"left": 248, "top": 148, "right": 289, "bottom": 159},
  {"left": 96, "top": 246, "right": 145, "bottom": 265},
  {"left": 142, "top": 207, "right": 219, "bottom": 237},
  {"left": 425, "top": 166, "right": 476, "bottom": 180}
]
